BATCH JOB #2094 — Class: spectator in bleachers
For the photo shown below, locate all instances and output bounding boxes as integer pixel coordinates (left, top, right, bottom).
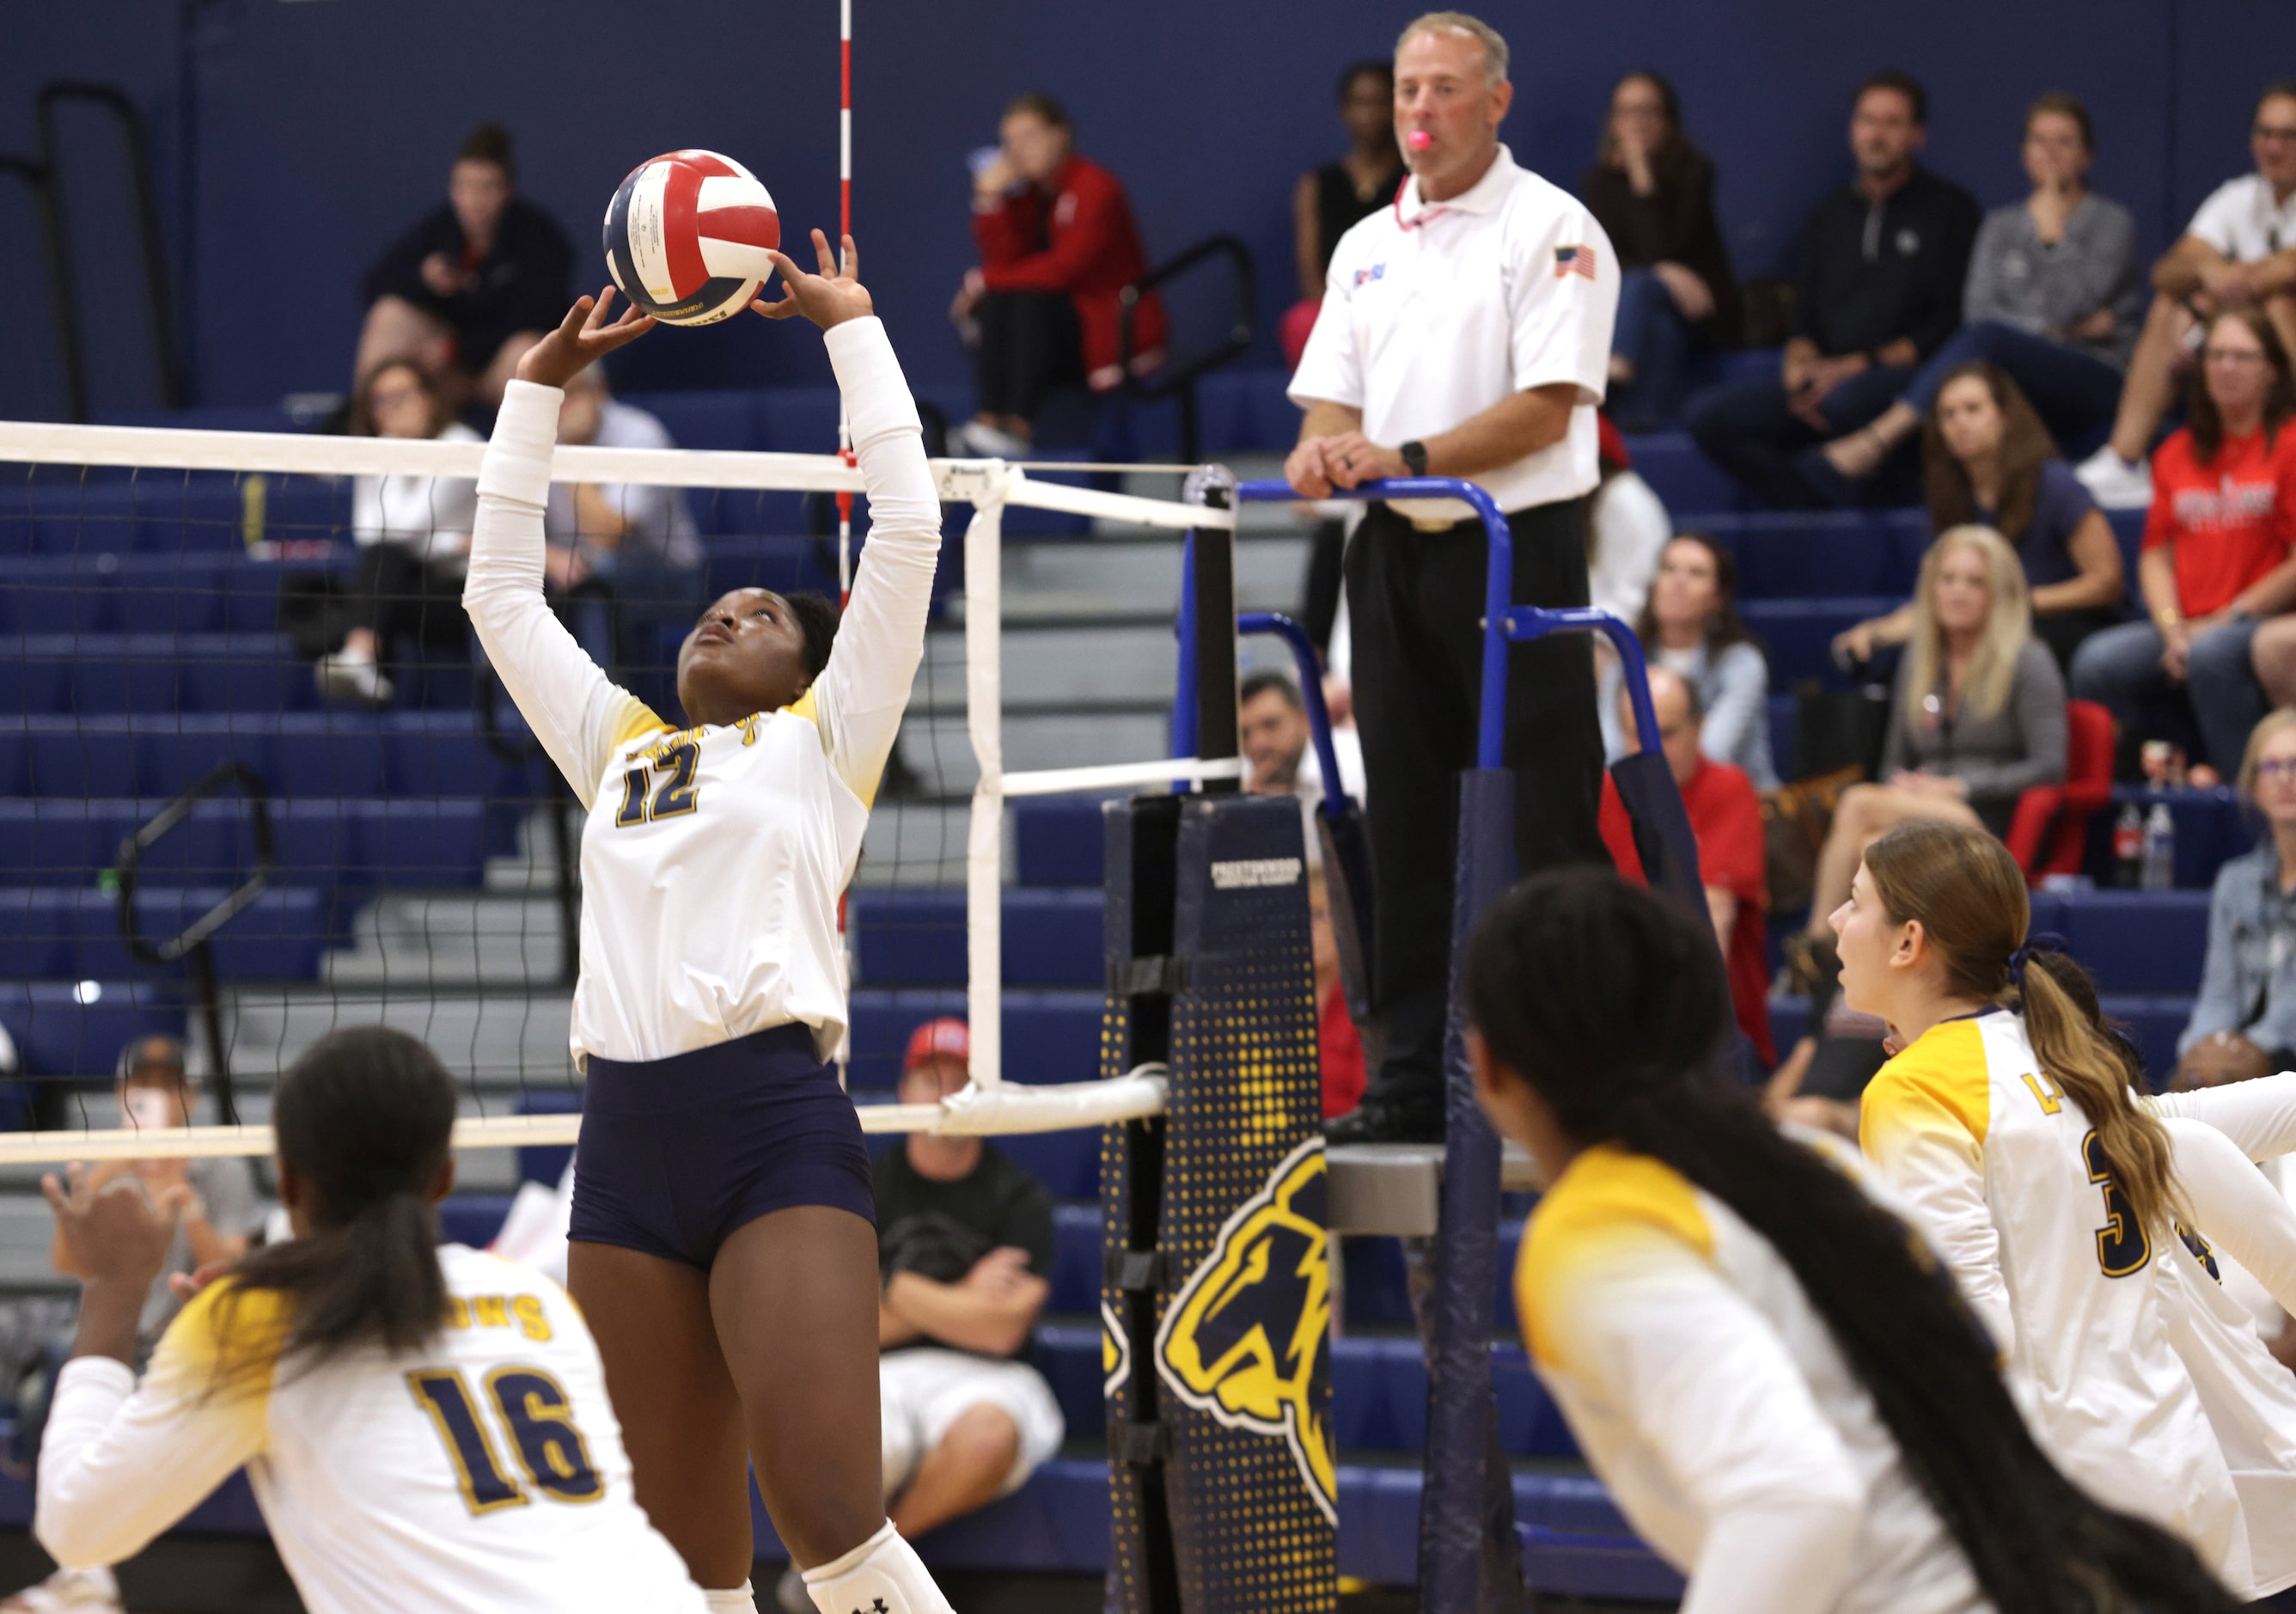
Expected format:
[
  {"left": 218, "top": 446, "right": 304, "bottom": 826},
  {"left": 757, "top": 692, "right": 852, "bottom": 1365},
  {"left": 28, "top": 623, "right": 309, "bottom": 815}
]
[
  {"left": 1580, "top": 70, "right": 1738, "bottom": 430},
  {"left": 1818, "top": 92, "right": 2140, "bottom": 492},
  {"left": 1830, "top": 364, "right": 2125, "bottom": 674},
  {"left": 1600, "top": 667, "right": 1774, "bottom": 1066},
  {"left": 1599, "top": 533, "right": 1775, "bottom": 789},
  {"left": 1283, "top": 60, "right": 1403, "bottom": 371},
  {"left": 2176, "top": 708, "right": 2296, "bottom": 1087},
  {"left": 1585, "top": 413, "right": 1673, "bottom": 627},
  {"left": 46, "top": 1038, "right": 260, "bottom": 1333},
  {"left": 314, "top": 359, "right": 481, "bottom": 706},
  {"left": 1685, "top": 72, "right": 1980, "bottom": 510},
  {"left": 352, "top": 124, "right": 572, "bottom": 412},
  {"left": 1308, "top": 868, "right": 1368, "bottom": 1119},
  {"left": 867, "top": 1020, "right": 1063, "bottom": 1552},
  {"left": 546, "top": 366, "right": 705, "bottom": 681},
  {"left": 1241, "top": 667, "right": 1313, "bottom": 797},
  {"left": 1761, "top": 959, "right": 1891, "bottom": 1141},
  {"left": 1800, "top": 526, "right": 2067, "bottom": 941},
  {"left": 950, "top": 95, "right": 1166, "bottom": 456},
  {"left": 2070, "top": 308, "right": 2296, "bottom": 775},
  {"left": 2079, "top": 83, "right": 2296, "bottom": 510}
]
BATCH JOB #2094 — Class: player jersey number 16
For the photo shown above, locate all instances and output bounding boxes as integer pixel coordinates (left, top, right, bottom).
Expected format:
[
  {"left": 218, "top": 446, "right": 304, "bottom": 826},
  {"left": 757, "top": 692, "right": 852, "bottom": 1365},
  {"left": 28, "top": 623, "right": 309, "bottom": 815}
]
[{"left": 408, "top": 1366, "right": 604, "bottom": 1514}]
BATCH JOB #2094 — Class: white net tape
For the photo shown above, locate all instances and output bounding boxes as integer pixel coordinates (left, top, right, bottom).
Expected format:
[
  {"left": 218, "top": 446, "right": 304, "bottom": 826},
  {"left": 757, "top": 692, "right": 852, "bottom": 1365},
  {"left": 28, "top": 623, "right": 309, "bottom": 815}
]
[{"left": 0, "top": 421, "right": 1224, "bottom": 1160}]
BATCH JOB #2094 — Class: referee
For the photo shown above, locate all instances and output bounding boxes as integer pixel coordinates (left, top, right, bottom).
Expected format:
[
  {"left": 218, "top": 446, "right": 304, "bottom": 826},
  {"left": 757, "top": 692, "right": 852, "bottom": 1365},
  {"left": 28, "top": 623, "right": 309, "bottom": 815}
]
[{"left": 1287, "top": 10, "right": 1620, "bottom": 1145}]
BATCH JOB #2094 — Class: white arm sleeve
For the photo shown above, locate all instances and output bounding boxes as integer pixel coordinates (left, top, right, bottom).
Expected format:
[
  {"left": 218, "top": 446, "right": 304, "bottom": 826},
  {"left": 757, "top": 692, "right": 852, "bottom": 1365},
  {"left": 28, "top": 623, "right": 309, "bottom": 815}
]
[
  {"left": 1859, "top": 1090, "right": 2014, "bottom": 1356},
  {"left": 802, "top": 318, "right": 940, "bottom": 804},
  {"left": 2164, "top": 1116, "right": 2296, "bottom": 1315},
  {"left": 1554, "top": 1239, "right": 1863, "bottom": 1614},
  {"left": 461, "top": 380, "right": 664, "bottom": 810},
  {"left": 2146, "top": 1073, "right": 2296, "bottom": 1162},
  {"left": 35, "top": 1354, "right": 266, "bottom": 1569}
]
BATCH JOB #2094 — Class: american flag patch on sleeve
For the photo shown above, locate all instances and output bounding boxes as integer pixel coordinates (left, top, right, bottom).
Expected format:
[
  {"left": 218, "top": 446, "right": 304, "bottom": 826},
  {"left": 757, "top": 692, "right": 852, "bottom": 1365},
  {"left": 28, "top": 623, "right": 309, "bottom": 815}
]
[{"left": 1554, "top": 244, "right": 1599, "bottom": 280}]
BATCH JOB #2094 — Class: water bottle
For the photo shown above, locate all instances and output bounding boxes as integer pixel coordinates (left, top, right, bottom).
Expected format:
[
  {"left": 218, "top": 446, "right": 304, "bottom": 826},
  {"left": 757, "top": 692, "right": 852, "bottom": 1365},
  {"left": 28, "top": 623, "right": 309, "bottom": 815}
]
[
  {"left": 2112, "top": 803, "right": 2145, "bottom": 889},
  {"left": 2140, "top": 801, "right": 2176, "bottom": 890}
]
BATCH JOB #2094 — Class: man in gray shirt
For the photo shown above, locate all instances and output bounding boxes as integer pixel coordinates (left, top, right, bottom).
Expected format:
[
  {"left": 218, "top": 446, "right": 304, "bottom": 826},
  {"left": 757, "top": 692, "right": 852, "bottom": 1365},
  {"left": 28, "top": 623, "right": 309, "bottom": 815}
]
[{"left": 1816, "top": 92, "right": 2138, "bottom": 494}]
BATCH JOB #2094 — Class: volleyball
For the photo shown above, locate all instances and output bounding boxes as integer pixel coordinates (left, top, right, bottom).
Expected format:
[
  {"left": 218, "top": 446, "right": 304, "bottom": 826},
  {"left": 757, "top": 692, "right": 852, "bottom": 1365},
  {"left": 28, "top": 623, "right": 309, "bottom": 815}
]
[{"left": 601, "top": 149, "right": 780, "bottom": 327}]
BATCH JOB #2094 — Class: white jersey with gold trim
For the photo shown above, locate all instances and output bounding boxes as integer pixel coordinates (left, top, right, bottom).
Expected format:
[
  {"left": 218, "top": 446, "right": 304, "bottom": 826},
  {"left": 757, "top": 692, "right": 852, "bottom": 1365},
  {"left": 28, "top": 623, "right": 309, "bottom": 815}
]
[
  {"left": 35, "top": 1244, "right": 705, "bottom": 1614},
  {"left": 1516, "top": 1143, "right": 1987, "bottom": 1614},
  {"left": 464, "top": 317, "right": 938, "bottom": 1067},
  {"left": 1860, "top": 1012, "right": 2253, "bottom": 1592}
]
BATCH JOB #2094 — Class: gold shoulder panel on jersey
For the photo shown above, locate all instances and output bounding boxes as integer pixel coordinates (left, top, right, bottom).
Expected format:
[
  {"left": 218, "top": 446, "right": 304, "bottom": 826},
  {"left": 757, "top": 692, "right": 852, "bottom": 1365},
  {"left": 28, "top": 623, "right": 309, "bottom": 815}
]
[
  {"left": 153, "top": 1279, "right": 290, "bottom": 1406},
  {"left": 1860, "top": 1018, "right": 1994, "bottom": 1154},
  {"left": 1517, "top": 1145, "right": 1713, "bottom": 1370},
  {"left": 781, "top": 688, "right": 887, "bottom": 808},
  {"left": 608, "top": 693, "right": 671, "bottom": 749}
]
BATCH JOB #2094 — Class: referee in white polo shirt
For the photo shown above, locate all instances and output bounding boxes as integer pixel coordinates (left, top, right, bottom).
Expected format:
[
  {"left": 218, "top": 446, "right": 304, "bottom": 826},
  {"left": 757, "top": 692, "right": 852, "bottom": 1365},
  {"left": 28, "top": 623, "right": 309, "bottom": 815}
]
[{"left": 1286, "top": 9, "right": 1619, "bottom": 1145}]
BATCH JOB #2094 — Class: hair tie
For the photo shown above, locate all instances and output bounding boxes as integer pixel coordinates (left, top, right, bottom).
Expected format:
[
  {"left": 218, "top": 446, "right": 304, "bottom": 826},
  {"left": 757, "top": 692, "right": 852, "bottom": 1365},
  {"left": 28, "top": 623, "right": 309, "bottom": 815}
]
[{"left": 2006, "top": 931, "right": 2069, "bottom": 991}]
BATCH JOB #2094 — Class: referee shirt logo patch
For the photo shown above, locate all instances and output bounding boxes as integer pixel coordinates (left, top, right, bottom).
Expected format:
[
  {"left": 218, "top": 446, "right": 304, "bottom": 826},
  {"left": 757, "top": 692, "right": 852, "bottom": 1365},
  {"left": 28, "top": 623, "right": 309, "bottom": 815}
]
[
  {"left": 1554, "top": 243, "right": 1598, "bottom": 279},
  {"left": 1210, "top": 857, "right": 1303, "bottom": 890},
  {"left": 1353, "top": 262, "right": 1386, "bottom": 289}
]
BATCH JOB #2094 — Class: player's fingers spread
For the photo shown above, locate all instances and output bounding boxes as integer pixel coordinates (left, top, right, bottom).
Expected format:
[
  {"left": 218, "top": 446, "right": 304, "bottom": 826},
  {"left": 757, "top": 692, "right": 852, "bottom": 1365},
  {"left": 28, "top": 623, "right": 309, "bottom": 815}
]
[
  {"left": 750, "top": 295, "right": 796, "bottom": 321},
  {"left": 810, "top": 228, "right": 837, "bottom": 276},
  {"left": 39, "top": 1174, "right": 67, "bottom": 1215},
  {"left": 764, "top": 249, "right": 802, "bottom": 284},
  {"left": 841, "top": 234, "right": 859, "bottom": 280}
]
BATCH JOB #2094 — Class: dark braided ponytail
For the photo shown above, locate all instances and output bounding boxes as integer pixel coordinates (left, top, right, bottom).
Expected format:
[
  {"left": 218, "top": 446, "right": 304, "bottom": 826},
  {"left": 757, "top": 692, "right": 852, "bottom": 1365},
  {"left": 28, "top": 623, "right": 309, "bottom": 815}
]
[{"left": 1464, "top": 867, "right": 2239, "bottom": 1613}]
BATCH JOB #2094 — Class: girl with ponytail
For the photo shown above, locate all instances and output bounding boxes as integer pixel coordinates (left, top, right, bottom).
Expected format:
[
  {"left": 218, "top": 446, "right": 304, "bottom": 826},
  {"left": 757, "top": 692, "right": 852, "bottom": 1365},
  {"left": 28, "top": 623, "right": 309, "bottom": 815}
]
[
  {"left": 1467, "top": 866, "right": 2239, "bottom": 1614},
  {"left": 33, "top": 1026, "right": 711, "bottom": 1614},
  {"left": 1843, "top": 819, "right": 2282, "bottom": 1596}
]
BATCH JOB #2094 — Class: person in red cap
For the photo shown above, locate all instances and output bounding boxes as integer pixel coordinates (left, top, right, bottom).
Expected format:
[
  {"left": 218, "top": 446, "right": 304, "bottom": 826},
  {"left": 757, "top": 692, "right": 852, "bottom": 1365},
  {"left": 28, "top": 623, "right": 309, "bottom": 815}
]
[{"left": 803, "top": 1017, "right": 1061, "bottom": 1610}]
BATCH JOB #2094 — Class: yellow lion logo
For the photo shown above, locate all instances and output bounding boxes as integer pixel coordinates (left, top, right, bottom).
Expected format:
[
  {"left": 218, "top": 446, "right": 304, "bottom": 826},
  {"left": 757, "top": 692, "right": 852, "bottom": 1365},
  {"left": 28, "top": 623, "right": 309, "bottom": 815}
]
[{"left": 1154, "top": 1137, "right": 1334, "bottom": 1525}]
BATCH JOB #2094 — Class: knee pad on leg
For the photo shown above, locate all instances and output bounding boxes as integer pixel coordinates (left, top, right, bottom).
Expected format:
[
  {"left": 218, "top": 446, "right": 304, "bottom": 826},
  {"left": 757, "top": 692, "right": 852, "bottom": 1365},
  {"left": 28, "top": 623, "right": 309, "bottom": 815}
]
[
  {"left": 702, "top": 1582, "right": 756, "bottom": 1613},
  {"left": 801, "top": 1521, "right": 953, "bottom": 1614}
]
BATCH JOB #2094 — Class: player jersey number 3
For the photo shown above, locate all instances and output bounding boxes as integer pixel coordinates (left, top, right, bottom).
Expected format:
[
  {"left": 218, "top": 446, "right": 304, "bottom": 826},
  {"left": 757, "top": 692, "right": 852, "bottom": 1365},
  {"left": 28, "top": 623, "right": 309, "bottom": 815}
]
[
  {"left": 408, "top": 1366, "right": 604, "bottom": 1515},
  {"left": 2019, "top": 1069, "right": 2151, "bottom": 1279}
]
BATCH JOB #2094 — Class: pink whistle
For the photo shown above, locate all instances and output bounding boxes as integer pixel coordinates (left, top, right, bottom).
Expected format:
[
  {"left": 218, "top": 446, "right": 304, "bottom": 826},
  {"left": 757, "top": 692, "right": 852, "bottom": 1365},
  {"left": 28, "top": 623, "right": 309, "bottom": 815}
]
[{"left": 1407, "top": 129, "right": 1432, "bottom": 150}]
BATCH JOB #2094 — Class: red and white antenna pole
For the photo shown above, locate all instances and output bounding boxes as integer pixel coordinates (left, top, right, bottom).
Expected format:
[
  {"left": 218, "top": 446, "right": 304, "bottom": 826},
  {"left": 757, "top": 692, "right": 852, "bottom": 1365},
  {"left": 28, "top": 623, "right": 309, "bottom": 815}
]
[{"left": 834, "top": 0, "right": 855, "bottom": 605}]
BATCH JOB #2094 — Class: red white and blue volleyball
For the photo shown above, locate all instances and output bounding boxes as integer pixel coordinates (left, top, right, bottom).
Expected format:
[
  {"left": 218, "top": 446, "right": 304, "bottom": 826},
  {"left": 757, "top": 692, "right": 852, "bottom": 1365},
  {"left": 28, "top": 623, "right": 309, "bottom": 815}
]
[{"left": 603, "top": 150, "right": 780, "bottom": 327}]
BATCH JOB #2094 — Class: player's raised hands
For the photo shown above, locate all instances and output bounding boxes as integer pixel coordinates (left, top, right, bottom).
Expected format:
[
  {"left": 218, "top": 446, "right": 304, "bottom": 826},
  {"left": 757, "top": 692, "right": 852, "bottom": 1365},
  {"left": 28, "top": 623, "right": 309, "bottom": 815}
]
[
  {"left": 754, "top": 229, "right": 873, "bottom": 331},
  {"left": 44, "top": 1161, "right": 185, "bottom": 1291},
  {"left": 515, "top": 288, "right": 656, "bottom": 390}
]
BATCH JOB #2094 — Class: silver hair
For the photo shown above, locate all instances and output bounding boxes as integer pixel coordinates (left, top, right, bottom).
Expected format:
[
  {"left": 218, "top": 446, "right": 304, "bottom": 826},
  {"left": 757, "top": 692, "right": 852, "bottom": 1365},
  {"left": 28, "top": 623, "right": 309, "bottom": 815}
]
[{"left": 1395, "top": 10, "right": 1510, "bottom": 83}]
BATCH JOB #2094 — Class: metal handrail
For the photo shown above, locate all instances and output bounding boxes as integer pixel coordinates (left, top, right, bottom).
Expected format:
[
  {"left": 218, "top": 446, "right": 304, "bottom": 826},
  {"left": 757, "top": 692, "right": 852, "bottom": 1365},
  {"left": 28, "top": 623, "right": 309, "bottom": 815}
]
[
  {"left": 115, "top": 761, "right": 276, "bottom": 966},
  {"left": 38, "top": 83, "right": 184, "bottom": 418},
  {"left": 1119, "top": 233, "right": 1256, "bottom": 400},
  {"left": 114, "top": 760, "right": 276, "bottom": 1128}
]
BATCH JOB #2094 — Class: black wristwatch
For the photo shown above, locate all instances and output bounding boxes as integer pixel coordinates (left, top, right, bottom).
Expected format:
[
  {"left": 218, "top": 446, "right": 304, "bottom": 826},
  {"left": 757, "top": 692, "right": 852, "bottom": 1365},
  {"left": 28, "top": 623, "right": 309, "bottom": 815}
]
[{"left": 1400, "top": 439, "right": 1428, "bottom": 477}]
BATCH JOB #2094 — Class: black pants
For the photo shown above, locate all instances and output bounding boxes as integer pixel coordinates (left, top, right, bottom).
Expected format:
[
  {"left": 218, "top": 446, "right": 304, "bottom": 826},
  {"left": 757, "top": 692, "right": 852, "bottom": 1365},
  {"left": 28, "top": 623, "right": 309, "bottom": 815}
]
[
  {"left": 1346, "top": 498, "right": 1609, "bottom": 1108},
  {"left": 973, "top": 290, "right": 1083, "bottom": 423},
  {"left": 350, "top": 541, "right": 467, "bottom": 651},
  {"left": 1685, "top": 367, "right": 1920, "bottom": 508}
]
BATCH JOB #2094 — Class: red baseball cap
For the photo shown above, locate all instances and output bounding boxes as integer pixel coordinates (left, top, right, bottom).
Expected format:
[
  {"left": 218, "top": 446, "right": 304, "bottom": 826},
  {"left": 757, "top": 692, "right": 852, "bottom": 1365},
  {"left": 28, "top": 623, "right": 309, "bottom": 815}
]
[{"left": 902, "top": 1017, "right": 971, "bottom": 1074}]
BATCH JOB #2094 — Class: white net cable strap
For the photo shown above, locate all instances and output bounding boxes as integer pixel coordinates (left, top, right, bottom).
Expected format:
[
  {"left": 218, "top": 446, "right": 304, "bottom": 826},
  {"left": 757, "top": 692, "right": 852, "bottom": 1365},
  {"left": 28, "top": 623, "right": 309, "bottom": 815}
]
[
  {"left": 0, "top": 424, "right": 1236, "bottom": 533},
  {"left": 0, "top": 1072, "right": 1171, "bottom": 1165}
]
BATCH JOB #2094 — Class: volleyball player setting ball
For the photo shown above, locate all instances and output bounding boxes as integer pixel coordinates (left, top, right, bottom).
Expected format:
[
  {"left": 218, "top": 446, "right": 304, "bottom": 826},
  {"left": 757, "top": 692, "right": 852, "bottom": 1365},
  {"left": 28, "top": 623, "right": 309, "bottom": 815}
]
[
  {"left": 462, "top": 232, "right": 956, "bottom": 1614},
  {"left": 33, "top": 1027, "right": 710, "bottom": 1613},
  {"left": 1464, "top": 869, "right": 2242, "bottom": 1614}
]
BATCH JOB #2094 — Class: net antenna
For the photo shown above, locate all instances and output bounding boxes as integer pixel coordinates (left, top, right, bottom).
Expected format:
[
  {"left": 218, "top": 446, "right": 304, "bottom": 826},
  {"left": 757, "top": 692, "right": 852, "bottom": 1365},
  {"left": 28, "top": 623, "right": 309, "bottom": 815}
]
[{"left": 834, "top": 0, "right": 856, "bottom": 602}]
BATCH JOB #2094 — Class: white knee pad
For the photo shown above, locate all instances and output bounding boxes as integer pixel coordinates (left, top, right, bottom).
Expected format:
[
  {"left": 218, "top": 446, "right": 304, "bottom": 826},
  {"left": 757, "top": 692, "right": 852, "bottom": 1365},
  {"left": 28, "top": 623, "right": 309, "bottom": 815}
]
[
  {"left": 702, "top": 1582, "right": 755, "bottom": 1613},
  {"left": 800, "top": 1521, "right": 952, "bottom": 1614}
]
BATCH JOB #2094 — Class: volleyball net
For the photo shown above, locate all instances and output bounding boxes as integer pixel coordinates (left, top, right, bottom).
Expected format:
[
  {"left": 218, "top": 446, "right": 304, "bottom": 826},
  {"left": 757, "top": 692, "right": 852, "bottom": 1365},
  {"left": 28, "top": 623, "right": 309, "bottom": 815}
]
[{"left": 0, "top": 419, "right": 1235, "bottom": 1166}]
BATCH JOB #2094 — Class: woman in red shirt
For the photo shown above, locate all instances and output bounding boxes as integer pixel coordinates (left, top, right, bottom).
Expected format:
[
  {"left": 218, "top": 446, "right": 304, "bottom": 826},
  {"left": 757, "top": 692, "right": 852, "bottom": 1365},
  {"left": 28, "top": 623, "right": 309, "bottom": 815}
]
[
  {"left": 2069, "top": 308, "right": 2296, "bottom": 773},
  {"left": 949, "top": 95, "right": 1167, "bottom": 455}
]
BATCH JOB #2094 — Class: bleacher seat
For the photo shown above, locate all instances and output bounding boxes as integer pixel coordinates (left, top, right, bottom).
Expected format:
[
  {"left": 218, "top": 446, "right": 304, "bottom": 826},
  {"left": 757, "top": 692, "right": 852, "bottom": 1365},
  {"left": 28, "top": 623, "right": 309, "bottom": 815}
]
[
  {"left": 0, "top": 712, "right": 514, "bottom": 800},
  {"left": 0, "top": 980, "right": 185, "bottom": 1077},
  {"left": 846, "top": 987, "right": 1102, "bottom": 1092},
  {"left": 0, "top": 887, "right": 334, "bottom": 980},
  {"left": 2006, "top": 700, "right": 2116, "bottom": 882},
  {"left": 852, "top": 888, "right": 1105, "bottom": 987},
  {"left": 0, "top": 798, "right": 490, "bottom": 890}
]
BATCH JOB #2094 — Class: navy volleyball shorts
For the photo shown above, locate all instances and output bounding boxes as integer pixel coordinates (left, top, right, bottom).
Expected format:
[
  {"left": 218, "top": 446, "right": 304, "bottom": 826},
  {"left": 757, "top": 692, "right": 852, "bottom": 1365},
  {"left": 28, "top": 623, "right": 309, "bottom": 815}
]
[{"left": 569, "top": 1023, "right": 876, "bottom": 1269}]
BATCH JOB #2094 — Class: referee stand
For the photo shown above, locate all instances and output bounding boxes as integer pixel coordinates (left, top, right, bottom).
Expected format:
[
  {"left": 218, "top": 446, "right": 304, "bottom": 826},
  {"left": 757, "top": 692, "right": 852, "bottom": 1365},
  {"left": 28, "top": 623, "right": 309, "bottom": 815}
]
[{"left": 1228, "top": 474, "right": 1719, "bottom": 1614}]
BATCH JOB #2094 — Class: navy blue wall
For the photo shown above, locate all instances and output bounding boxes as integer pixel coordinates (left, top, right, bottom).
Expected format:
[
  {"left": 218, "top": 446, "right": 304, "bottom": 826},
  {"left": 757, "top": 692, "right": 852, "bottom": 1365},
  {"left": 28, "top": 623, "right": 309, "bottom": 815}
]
[{"left": 0, "top": 0, "right": 2289, "bottom": 419}]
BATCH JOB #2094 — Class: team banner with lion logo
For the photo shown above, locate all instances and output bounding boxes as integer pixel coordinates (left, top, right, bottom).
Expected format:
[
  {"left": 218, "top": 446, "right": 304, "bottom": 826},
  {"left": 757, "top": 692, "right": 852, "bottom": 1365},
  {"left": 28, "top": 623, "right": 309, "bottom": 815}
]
[{"left": 1100, "top": 794, "right": 1335, "bottom": 1614}]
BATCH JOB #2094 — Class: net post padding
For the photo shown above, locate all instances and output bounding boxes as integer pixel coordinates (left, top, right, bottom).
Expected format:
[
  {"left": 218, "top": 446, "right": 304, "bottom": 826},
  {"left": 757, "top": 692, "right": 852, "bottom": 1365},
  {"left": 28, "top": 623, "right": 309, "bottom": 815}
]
[
  {"left": 1102, "top": 792, "right": 1335, "bottom": 1614},
  {"left": 960, "top": 464, "right": 1013, "bottom": 1088},
  {"left": 1418, "top": 768, "right": 1531, "bottom": 1613}
]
